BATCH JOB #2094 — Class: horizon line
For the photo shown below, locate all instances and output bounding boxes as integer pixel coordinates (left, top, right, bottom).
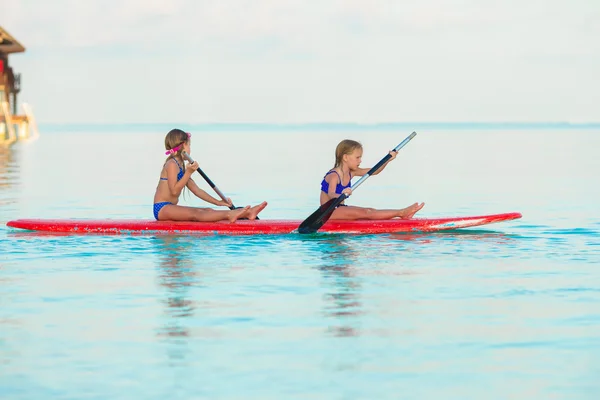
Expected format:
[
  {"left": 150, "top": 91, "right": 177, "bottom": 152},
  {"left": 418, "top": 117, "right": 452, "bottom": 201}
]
[{"left": 36, "top": 121, "right": 600, "bottom": 131}]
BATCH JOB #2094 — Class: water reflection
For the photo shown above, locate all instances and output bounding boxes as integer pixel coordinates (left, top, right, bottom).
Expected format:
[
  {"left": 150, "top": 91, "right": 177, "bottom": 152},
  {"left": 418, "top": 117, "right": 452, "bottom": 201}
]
[
  {"left": 0, "top": 266, "right": 23, "bottom": 368},
  {"left": 153, "top": 235, "right": 199, "bottom": 361},
  {"left": 306, "top": 228, "right": 521, "bottom": 339},
  {"left": 0, "top": 145, "right": 19, "bottom": 192},
  {"left": 387, "top": 229, "right": 521, "bottom": 244},
  {"left": 315, "top": 235, "right": 363, "bottom": 337}
]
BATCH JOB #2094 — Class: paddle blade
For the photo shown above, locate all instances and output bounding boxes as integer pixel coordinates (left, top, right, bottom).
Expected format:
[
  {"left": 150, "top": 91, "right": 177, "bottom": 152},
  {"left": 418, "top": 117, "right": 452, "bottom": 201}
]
[{"left": 298, "top": 195, "right": 346, "bottom": 234}]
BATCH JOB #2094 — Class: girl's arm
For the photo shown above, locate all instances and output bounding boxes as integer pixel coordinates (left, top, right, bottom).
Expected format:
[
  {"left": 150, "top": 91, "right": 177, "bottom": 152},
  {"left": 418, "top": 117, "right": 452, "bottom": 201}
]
[
  {"left": 352, "top": 150, "right": 397, "bottom": 176},
  {"left": 187, "top": 178, "right": 231, "bottom": 207},
  {"left": 166, "top": 160, "right": 193, "bottom": 197},
  {"left": 326, "top": 173, "right": 342, "bottom": 200}
]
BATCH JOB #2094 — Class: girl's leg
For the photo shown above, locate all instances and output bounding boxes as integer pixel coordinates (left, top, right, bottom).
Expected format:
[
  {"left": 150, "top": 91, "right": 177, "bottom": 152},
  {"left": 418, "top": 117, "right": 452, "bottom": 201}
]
[
  {"left": 330, "top": 203, "right": 424, "bottom": 220},
  {"left": 158, "top": 201, "right": 268, "bottom": 222},
  {"left": 159, "top": 204, "right": 250, "bottom": 222}
]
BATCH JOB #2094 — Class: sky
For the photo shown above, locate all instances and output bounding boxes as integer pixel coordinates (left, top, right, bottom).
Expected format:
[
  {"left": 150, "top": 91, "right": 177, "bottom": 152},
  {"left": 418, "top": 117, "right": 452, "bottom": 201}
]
[{"left": 2, "top": 0, "right": 599, "bottom": 124}]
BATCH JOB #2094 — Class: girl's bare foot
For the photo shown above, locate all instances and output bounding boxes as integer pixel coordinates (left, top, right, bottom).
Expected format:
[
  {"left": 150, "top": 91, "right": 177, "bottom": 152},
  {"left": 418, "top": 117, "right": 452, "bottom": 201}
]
[
  {"left": 401, "top": 202, "right": 425, "bottom": 219},
  {"left": 247, "top": 201, "right": 268, "bottom": 220},
  {"left": 228, "top": 206, "right": 251, "bottom": 223}
]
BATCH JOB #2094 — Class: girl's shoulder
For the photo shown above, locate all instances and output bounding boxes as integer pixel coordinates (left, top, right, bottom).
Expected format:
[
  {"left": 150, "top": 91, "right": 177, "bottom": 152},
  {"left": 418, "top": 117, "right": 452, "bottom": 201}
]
[
  {"left": 324, "top": 168, "right": 341, "bottom": 179},
  {"left": 164, "top": 157, "right": 183, "bottom": 168}
]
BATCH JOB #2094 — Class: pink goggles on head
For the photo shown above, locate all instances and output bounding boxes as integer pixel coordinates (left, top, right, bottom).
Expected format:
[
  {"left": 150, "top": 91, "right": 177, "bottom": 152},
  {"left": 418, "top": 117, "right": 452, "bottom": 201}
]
[{"left": 165, "top": 132, "right": 192, "bottom": 155}]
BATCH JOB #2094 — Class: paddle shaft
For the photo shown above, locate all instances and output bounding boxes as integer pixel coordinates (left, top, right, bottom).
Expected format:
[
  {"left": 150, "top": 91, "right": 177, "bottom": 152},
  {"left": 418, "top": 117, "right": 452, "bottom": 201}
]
[
  {"left": 350, "top": 131, "right": 417, "bottom": 193},
  {"left": 182, "top": 151, "right": 236, "bottom": 210}
]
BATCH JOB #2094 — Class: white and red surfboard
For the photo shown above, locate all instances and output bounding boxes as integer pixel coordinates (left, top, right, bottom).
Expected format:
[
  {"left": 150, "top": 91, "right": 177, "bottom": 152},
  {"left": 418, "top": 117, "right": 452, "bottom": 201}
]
[{"left": 6, "top": 212, "right": 522, "bottom": 235}]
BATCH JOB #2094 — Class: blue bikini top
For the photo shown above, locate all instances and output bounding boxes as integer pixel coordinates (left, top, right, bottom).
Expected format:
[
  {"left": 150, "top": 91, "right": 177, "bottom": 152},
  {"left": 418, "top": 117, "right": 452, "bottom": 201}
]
[
  {"left": 160, "top": 158, "right": 185, "bottom": 182},
  {"left": 320, "top": 170, "right": 352, "bottom": 195}
]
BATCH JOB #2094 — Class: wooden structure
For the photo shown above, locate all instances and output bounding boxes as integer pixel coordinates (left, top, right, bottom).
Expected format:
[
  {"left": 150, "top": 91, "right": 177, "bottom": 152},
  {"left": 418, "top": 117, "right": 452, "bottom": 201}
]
[{"left": 1, "top": 26, "right": 38, "bottom": 146}]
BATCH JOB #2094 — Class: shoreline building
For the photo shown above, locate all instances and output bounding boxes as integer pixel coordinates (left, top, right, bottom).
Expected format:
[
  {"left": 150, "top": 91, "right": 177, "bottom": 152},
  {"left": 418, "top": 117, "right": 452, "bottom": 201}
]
[{"left": 1, "top": 26, "right": 38, "bottom": 147}]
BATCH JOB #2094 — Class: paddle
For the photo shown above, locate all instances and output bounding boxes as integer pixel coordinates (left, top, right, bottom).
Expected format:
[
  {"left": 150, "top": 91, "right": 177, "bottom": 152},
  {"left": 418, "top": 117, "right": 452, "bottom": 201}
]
[
  {"left": 182, "top": 151, "right": 259, "bottom": 220},
  {"left": 297, "top": 131, "right": 417, "bottom": 234}
]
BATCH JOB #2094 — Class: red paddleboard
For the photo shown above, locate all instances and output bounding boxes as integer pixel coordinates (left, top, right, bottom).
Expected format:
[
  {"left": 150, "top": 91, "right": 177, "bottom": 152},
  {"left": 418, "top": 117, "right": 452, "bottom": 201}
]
[{"left": 6, "top": 212, "right": 522, "bottom": 235}]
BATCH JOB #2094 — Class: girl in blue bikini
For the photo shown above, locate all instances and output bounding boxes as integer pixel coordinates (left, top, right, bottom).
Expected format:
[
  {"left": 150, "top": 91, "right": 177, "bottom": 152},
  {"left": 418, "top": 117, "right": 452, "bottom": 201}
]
[
  {"left": 320, "top": 139, "right": 424, "bottom": 220},
  {"left": 153, "top": 129, "right": 267, "bottom": 222}
]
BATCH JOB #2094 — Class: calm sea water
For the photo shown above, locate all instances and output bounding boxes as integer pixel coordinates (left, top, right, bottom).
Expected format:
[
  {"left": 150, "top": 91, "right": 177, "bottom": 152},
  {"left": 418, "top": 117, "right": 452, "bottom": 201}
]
[{"left": 1, "top": 126, "right": 599, "bottom": 399}]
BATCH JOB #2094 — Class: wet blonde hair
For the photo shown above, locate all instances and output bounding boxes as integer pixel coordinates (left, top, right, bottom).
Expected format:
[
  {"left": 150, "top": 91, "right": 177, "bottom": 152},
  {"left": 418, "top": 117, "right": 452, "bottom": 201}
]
[
  {"left": 334, "top": 139, "right": 362, "bottom": 168},
  {"left": 164, "top": 128, "right": 190, "bottom": 161}
]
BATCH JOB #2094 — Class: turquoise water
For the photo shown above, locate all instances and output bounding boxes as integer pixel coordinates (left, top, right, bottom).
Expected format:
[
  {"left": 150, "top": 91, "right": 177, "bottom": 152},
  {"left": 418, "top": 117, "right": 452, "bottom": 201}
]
[{"left": 1, "top": 127, "right": 599, "bottom": 399}]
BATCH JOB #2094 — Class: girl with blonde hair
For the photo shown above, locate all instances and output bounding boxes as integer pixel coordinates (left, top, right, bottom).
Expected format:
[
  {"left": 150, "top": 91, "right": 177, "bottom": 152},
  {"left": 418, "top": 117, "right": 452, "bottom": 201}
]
[
  {"left": 320, "top": 139, "right": 424, "bottom": 220},
  {"left": 153, "top": 129, "right": 267, "bottom": 222}
]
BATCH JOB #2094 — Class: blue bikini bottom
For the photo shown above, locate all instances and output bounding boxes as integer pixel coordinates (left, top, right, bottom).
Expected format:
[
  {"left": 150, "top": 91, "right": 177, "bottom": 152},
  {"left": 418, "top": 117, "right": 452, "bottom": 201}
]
[{"left": 153, "top": 202, "right": 172, "bottom": 220}]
